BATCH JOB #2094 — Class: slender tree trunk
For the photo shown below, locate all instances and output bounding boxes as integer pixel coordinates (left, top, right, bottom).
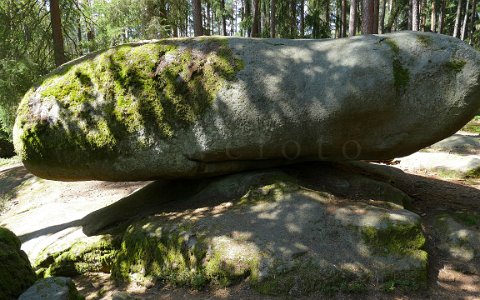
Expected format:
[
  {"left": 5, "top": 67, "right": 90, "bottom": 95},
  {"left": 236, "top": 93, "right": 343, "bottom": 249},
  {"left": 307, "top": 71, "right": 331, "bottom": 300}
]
[
  {"left": 206, "top": 2, "right": 211, "bottom": 35},
  {"left": 291, "top": 0, "right": 297, "bottom": 38},
  {"left": 49, "top": 0, "right": 66, "bottom": 66},
  {"left": 374, "top": 0, "right": 379, "bottom": 32},
  {"left": 252, "top": 0, "right": 260, "bottom": 37},
  {"left": 325, "top": 0, "right": 330, "bottom": 37},
  {"left": 342, "top": 0, "right": 348, "bottom": 36},
  {"left": 439, "top": 0, "right": 445, "bottom": 33},
  {"left": 245, "top": 0, "right": 252, "bottom": 36},
  {"left": 412, "top": 0, "right": 419, "bottom": 30},
  {"left": 349, "top": 0, "right": 357, "bottom": 35},
  {"left": 431, "top": 0, "right": 437, "bottom": 32},
  {"left": 271, "top": 0, "right": 276, "bottom": 37},
  {"left": 262, "top": 0, "right": 268, "bottom": 36},
  {"left": 461, "top": 0, "right": 470, "bottom": 39},
  {"left": 470, "top": 0, "right": 477, "bottom": 44},
  {"left": 300, "top": 0, "right": 305, "bottom": 37},
  {"left": 380, "top": 0, "right": 386, "bottom": 33},
  {"left": 221, "top": 0, "right": 227, "bottom": 35},
  {"left": 77, "top": 17, "right": 83, "bottom": 56},
  {"left": 453, "top": 0, "right": 463, "bottom": 37},
  {"left": 193, "top": 0, "right": 203, "bottom": 36},
  {"left": 385, "top": 0, "right": 397, "bottom": 32},
  {"left": 420, "top": 0, "right": 427, "bottom": 31},
  {"left": 362, "top": 0, "right": 375, "bottom": 33}
]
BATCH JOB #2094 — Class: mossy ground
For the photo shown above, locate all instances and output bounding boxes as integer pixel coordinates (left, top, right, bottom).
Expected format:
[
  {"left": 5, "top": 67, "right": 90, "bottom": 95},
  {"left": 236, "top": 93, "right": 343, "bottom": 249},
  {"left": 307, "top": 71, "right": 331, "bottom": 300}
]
[
  {"left": 461, "top": 115, "right": 480, "bottom": 134},
  {"left": 15, "top": 38, "right": 243, "bottom": 166}
]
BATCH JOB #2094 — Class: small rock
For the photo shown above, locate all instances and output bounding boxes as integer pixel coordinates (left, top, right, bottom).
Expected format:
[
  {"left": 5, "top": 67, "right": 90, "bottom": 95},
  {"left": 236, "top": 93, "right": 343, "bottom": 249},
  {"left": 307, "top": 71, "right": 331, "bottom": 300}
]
[{"left": 18, "top": 277, "right": 83, "bottom": 300}]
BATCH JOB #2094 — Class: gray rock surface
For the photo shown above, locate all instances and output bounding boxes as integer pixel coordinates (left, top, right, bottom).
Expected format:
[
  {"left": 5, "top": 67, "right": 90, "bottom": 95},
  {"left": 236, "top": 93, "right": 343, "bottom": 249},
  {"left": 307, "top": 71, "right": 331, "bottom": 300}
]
[
  {"left": 434, "top": 212, "right": 480, "bottom": 274},
  {"left": 18, "top": 277, "right": 83, "bottom": 300},
  {"left": 14, "top": 32, "right": 480, "bottom": 181}
]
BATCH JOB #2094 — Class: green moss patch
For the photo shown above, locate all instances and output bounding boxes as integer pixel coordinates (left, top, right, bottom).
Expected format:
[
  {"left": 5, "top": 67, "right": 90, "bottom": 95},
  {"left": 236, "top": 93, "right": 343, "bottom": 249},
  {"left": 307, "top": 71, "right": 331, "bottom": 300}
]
[
  {"left": 361, "top": 222, "right": 425, "bottom": 256},
  {"left": 445, "top": 59, "right": 467, "bottom": 72},
  {"left": 361, "top": 222, "right": 427, "bottom": 290},
  {"left": 416, "top": 35, "right": 433, "bottom": 48},
  {"left": 16, "top": 38, "right": 243, "bottom": 166},
  {"left": 254, "top": 260, "right": 370, "bottom": 296},
  {"left": 384, "top": 38, "right": 410, "bottom": 91},
  {"left": 34, "top": 235, "right": 119, "bottom": 278},
  {"left": 111, "top": 222, "right": 210, "bottom": 288},
  {"left": 238, "top": 179, "right": 299, "bottom": 206},
  {"left": 452, "top": 212, "right": 480, "bottom": 226}
]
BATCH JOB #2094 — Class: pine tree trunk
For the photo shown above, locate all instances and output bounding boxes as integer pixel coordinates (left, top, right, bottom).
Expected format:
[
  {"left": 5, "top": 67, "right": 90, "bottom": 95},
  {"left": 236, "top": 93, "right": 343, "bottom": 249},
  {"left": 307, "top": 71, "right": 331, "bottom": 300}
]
[
  {"left": 412, "top": 0, "right": 419, "bottom": 30},
  {"left": 420, "top": 0, "right": 426, "bottom": 30},
  {"left": 49, "top": 0, "right": 66, "bottom": 66},
  {"left": 271, "top": 0, "right": 276, "bottom": 37},
  {"left": 461, "top": 0, "right": 470, "bottom": 40},
  {"left": 252, "top": 0, "right": 260, "bottom": 37},
  {"left": 245, "top": 0, "right": 252, "bottom": 36},
  {"left": 431, "top": 0, "right": 437, "bottom": 32},
  {"left": 349, "top": 0, "right": 357, "bottom": 35},
  {"left": 342, "top": 0, "right": 348, "bottom": 36},
  {"left": 220, "top": 0, "right": 227, "bottom": 35},
  {"left": 193, "top": 0, "right": 203, "bottom": 36},
  {"left": 362, "top": 0, "right": 375, "bottom": 33},
  {"left": 439, "top": 0, "right": 445, "bottom": 33},
  {"left": 206, "top": 2, "right": 211, "bottom": 35},
  {"left": 380, "top": 0, "right": 386, "bottom": 33},
  {"left": 300, "top": 0, "right": 305, "bottom": 37},
  {"left": 325, "top": 0, "right": 330, "bottom": 37},
  {"left": 374, "top": 0, "right": 379, "bottom": 33},
  {"left": 77, "top": 17, "right": 83, "bottom": 56},
  {"left": 453, "top": 0, "right": 463, "bottom": 37},
  {"left": 470, "top": 0, "right": 477, "bottom": 44}
]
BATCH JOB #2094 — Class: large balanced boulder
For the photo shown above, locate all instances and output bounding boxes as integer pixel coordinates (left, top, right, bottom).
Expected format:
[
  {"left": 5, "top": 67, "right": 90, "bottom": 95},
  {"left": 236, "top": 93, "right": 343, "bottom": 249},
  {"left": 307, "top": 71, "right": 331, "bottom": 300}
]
[
  {"left": 0, "top": 227, "right": 37, "bottom": 299},
  {"left": 13, "top": 32, "right": 480, "bottom": 181}
]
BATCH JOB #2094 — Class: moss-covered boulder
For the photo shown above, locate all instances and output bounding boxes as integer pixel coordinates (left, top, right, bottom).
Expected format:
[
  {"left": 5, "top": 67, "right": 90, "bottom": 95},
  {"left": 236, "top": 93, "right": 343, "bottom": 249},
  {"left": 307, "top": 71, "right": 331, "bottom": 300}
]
[
  {"left": 0, "top": 227, "right": 37, "bottom": 299},
  {"left": 13, "top": 32, "right": 480, "bottom": 181},
  {"left": 33, "top": 235, "right": 119, "bottom": 278},
  {"left": 106, "top": 171, "right": 427, "bottom": 295}
]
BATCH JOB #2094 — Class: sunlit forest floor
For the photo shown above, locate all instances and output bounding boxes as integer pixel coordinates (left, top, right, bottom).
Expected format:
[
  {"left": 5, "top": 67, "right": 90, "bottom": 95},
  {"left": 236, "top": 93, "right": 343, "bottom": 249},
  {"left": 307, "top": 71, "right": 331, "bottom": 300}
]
[{"left": 1, "top": 118, "right": 479, "bottom": 299}]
